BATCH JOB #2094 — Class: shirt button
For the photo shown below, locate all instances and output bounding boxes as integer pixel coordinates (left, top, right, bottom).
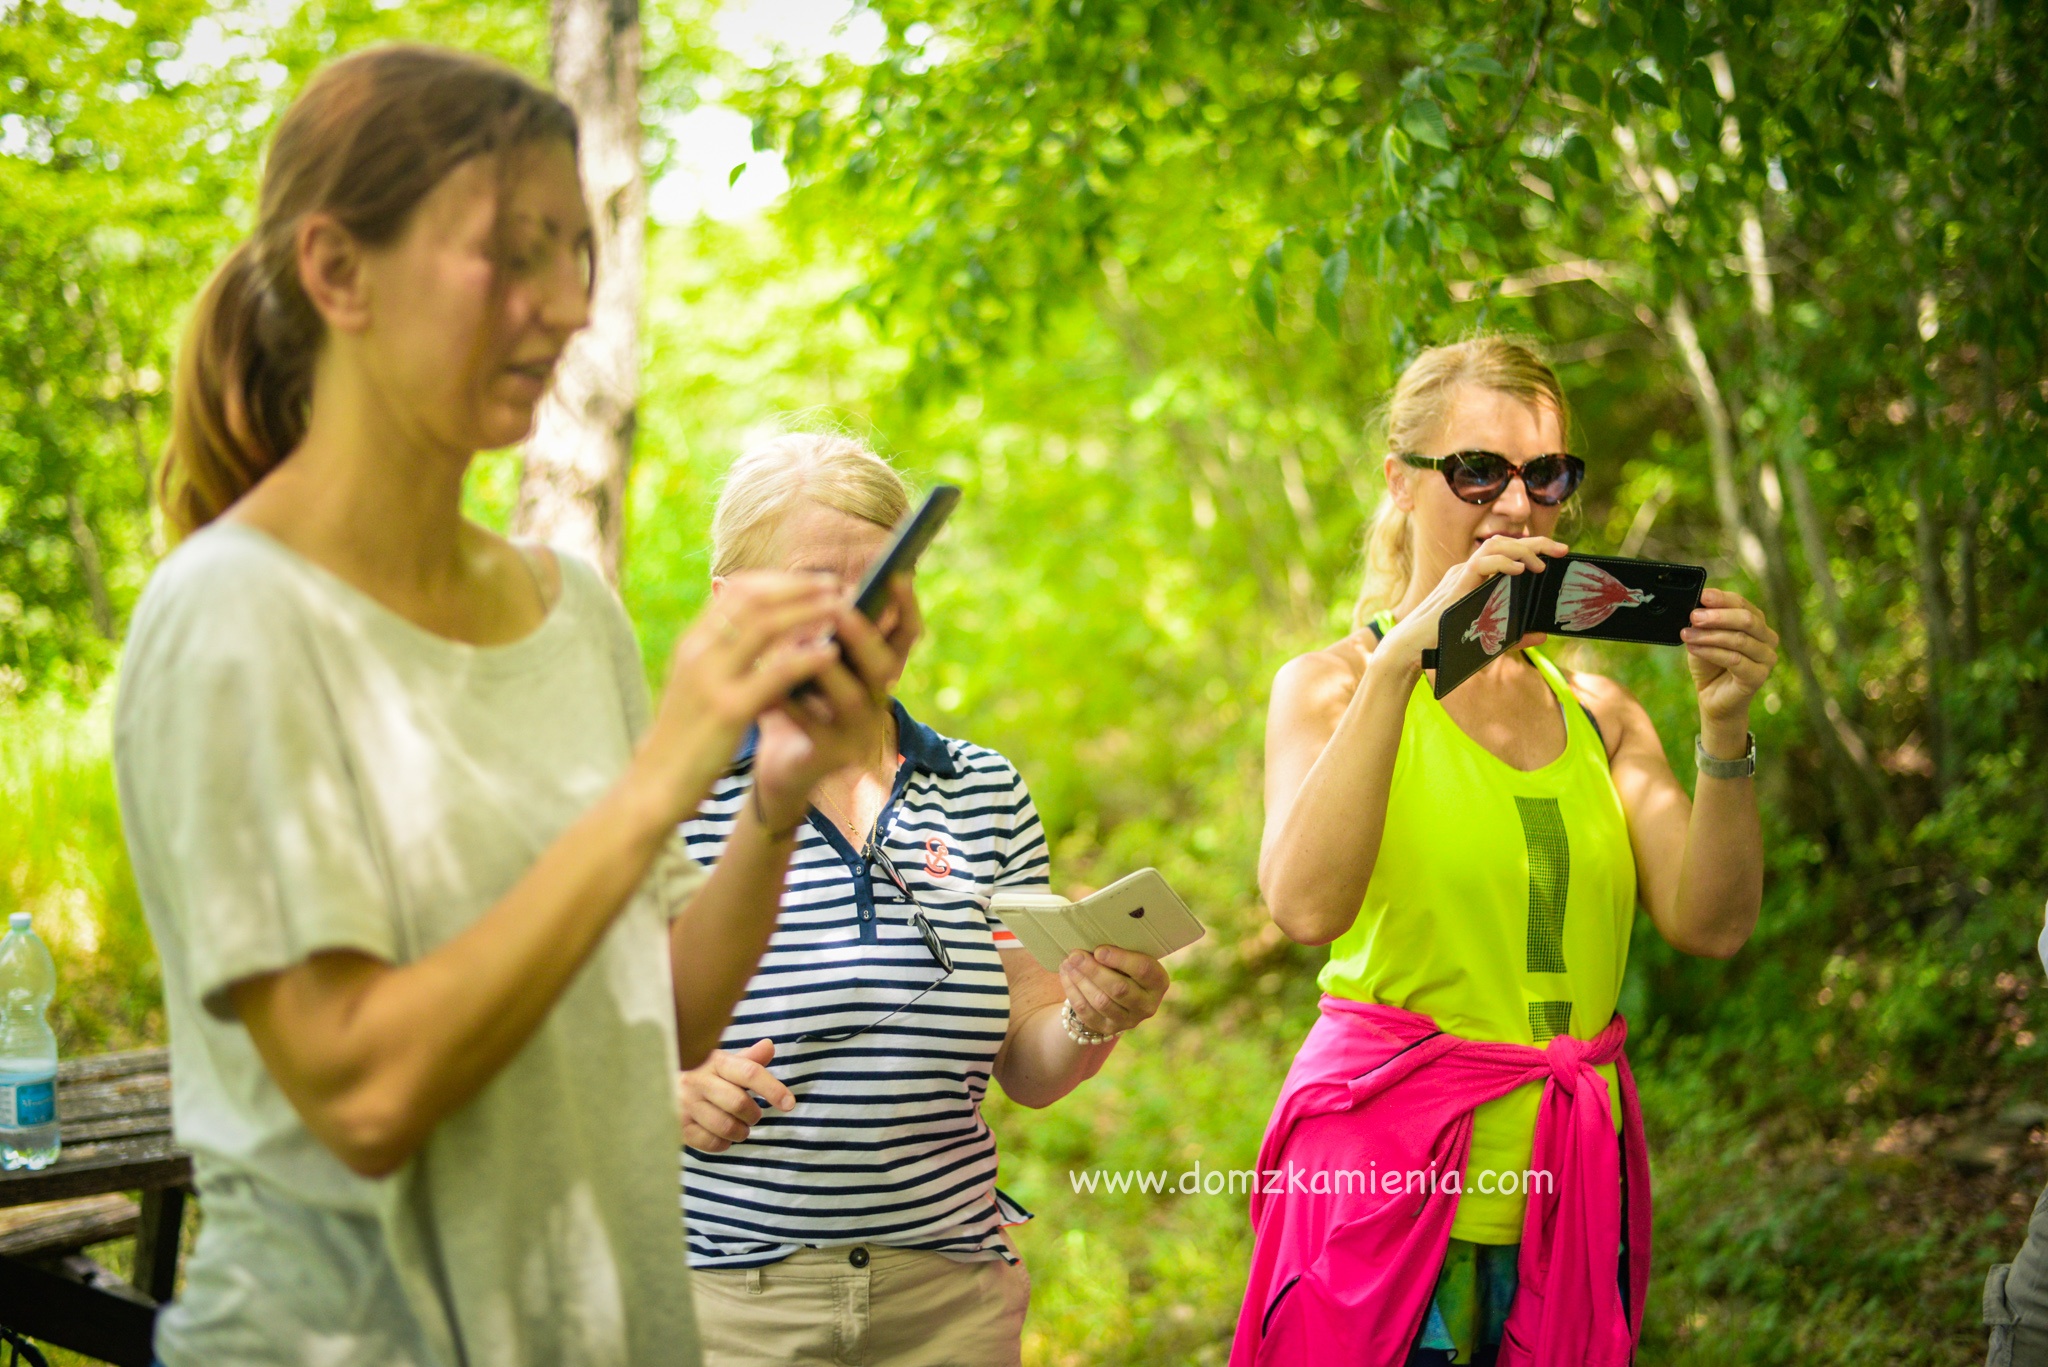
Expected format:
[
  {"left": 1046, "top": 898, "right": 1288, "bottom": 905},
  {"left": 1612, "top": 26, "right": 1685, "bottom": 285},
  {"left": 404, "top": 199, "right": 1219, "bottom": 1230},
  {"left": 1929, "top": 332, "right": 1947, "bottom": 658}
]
[{"left": 848, "top": 1247, "right": 870, "bottom": 1269}]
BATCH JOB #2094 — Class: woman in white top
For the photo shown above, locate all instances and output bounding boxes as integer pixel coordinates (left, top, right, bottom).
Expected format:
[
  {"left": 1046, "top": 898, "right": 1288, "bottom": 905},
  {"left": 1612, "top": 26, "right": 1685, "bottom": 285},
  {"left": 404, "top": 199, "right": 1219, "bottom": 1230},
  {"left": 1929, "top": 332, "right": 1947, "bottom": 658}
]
[{"left": 113, "top": 46, "right": 890, "bottom": 1367}]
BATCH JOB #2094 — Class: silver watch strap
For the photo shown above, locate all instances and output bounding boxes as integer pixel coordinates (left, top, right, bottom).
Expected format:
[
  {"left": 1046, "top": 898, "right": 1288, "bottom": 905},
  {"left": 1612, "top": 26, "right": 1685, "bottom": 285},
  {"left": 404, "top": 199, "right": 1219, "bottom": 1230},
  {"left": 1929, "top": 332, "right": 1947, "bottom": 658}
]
[{"left": 1695, "top": 731, "right": 1757, "bottom": 779}]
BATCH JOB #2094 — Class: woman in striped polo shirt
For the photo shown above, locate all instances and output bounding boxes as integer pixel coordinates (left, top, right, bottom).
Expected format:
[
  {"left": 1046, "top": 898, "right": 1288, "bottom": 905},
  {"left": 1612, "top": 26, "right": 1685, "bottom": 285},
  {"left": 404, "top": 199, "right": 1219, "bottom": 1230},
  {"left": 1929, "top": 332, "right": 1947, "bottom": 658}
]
[{"left": 676, "top": 432, "right": 1172, "bottom": 1367}]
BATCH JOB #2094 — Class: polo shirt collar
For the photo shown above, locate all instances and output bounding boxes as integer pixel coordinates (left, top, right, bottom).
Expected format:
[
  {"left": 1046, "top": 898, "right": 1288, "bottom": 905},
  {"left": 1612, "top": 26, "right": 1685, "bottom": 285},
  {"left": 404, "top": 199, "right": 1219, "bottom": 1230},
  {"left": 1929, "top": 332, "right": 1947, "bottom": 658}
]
[{"left": 731, "top": 698, "right": 958, "bottom": 778}]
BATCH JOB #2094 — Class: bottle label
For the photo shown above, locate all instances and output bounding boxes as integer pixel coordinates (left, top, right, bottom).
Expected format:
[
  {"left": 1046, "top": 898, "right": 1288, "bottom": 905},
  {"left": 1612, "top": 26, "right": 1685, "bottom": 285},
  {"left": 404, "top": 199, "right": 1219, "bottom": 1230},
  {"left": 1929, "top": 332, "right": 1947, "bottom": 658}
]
[{"left": 0, "top": 1077, "right": 56, "bottom": 1129}]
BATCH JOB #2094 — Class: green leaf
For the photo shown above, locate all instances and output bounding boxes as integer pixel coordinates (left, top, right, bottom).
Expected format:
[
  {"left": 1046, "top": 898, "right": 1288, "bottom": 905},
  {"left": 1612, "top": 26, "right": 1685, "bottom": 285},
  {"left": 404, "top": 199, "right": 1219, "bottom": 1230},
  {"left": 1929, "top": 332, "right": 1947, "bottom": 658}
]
[
  {"left": 1251, "top": 267, "right": 1278, "bottom": 333},
  {"left": 1566, "top": 59, "right": 1605, "bottom": 108},
  {"left": 1401, "top": 98, "right": 1452, "bottom": 151},
  {"left": 1381, "top": 124, "right": 1412, "bottom": 171},
  {"left": 1629, "top": 72, "right": 1668, "bottom": 108},
  {"left": 1444, "top": 43, "right": 1510, "bottom": 79},
  {"left": 728, "top": 162, "right": 748, "bottom": 188},
  {"left": 1651, "top": 6, "right": 1689, "bottom": 73},
  {"left": 1316, "top": 248, "right": 1350, "bottom": 335},
  {"left": 1562, "top": 133, "right": 1600, "bottom": 181}
]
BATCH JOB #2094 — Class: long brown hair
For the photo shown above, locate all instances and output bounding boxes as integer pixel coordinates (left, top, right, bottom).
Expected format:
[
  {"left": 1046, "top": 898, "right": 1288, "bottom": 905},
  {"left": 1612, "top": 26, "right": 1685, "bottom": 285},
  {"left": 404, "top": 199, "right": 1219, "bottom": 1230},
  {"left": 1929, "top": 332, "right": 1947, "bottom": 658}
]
[
  {"left": 1351, "top": 335, "right": 1572, "bottom": 630},
  {"left": 159, "top": 45, "right": 579, "bottom": 540}
]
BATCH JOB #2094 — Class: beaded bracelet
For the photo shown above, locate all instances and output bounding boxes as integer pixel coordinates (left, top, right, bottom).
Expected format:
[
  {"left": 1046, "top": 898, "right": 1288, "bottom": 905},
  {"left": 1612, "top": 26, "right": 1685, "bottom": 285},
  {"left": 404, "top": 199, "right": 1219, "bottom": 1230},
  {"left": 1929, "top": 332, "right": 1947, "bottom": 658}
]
[{"left": 1062, "top": 1001, "right": 1122, "bottom": 1046}]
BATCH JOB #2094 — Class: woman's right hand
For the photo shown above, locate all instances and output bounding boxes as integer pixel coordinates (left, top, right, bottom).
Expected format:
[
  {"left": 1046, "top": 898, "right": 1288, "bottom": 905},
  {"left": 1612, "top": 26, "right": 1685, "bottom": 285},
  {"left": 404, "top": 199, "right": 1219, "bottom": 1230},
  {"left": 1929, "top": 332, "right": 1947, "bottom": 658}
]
[
  {"left": 679, "top": 1038, "right": 793, "bottom": 1152},
  {"left": 637, "top": 573, "right": 843, "bottom": 815},
  {"left": 1372, "top": 534, "right": 1569, "bottom": 676}
]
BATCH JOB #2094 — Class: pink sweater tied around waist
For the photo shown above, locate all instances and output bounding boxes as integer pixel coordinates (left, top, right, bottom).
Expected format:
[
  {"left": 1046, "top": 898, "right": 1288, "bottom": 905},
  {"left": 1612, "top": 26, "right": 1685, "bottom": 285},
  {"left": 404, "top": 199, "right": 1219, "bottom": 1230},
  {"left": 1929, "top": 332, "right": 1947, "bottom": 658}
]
[{"left": 1230, "top": 996, "right": 1652, "bottom": 1367}]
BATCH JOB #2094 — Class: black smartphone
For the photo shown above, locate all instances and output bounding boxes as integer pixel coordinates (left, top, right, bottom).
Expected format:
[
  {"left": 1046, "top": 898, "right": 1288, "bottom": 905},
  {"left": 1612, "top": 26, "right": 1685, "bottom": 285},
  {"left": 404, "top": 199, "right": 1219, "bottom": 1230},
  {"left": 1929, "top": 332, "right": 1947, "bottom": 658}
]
[
  {"left": 850, "top": 485, "right": 961, "bottom": 619},
  {"left": 791, "top": 485, "right": 961, "bottom": 698}
]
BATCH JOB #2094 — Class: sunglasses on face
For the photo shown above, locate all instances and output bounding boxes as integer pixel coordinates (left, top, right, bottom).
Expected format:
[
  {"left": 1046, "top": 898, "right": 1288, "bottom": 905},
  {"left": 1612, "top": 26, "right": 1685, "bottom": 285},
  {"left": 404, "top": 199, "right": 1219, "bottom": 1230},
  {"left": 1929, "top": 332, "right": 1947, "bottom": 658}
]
[{"left": 1399, "top": 450, "right": 1586, "bottom": 507}]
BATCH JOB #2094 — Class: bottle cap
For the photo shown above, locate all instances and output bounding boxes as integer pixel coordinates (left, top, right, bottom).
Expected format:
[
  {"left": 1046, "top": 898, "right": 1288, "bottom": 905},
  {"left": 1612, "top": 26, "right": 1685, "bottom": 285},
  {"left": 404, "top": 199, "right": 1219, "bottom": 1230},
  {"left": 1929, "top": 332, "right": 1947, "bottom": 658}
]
[{"left": 7, "top": 912, "right": 28, "bottom": 931}]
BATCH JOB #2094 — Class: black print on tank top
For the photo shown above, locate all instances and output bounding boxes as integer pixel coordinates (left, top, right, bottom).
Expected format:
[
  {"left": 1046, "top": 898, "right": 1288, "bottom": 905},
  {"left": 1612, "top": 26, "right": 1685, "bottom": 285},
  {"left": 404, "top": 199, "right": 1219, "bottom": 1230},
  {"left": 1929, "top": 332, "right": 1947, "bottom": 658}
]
[
  {"left": 1516, "top": 796, "right": 1571, "bottom": 973},
  {"left": 1528, "top": 1001, "right": 1574, "bottom": 1041},
  {"left": 1516, "top": 796, "right": 1574, "bottom": 1041}
]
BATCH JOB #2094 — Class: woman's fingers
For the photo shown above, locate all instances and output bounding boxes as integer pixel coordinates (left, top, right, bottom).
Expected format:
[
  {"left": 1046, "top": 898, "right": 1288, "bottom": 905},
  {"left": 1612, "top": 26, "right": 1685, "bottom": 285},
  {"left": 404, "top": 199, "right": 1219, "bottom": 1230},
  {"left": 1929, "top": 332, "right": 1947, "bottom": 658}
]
[
  {"left": 1476, "top": 534, "right": 1566, "bottom": 571},
  {"left": 683, "top": 1105, "right": 747, "bottom": 1146},
  {"left": 716, "top": 1050, "right": 795, "bottom": 1114},
  {"left": 1680, "top": 628, "right": 1777, "bottom": 664},
  {"left": 695, "top": 1073, "right": 764, "bottom": 1128},
  {"left": 807, "top": 654, "right": 876, "bottom": 722},
  {"left": 735, "top": 638, "right": 843, "bottom": 714},
  {"left": 1090, "top": 946, "right": 1169, "bottom": 997},
  {"left": 1060, "top": 960, "right": 1120, "bottom": 1022},
  {"left": 1687, "top": 643, "right": 1771, "bottom": 684},
  {"left": 831, "top": 606, "right": 899, "bottom": 700},
  {"left": 700, "top": 575, "right": 837, "bottom": 664},
  {"left": 881, "top": 573, "right": 924, "bottom": 660},
  {"left": 1063, "top": 952, "right": 1165, "bottom": 1032}
]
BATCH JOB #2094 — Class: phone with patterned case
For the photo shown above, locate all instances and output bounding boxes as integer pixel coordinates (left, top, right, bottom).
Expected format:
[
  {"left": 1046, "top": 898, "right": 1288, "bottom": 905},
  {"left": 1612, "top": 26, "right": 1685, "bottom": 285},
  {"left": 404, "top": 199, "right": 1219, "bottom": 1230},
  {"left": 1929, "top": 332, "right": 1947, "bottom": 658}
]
[{"left": 1424, "top": 553, "right": 1706, "bottom": 698}]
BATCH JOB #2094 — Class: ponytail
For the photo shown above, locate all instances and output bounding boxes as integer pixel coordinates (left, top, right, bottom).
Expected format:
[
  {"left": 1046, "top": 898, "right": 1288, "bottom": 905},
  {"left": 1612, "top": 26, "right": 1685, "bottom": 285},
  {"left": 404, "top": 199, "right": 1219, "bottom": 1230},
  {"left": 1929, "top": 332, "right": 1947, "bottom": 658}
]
[
  {"left": 160, "top": 241, "right": 318, "bottom": 539},
  {"left": 1350, "top": 496, "right": 1414, "bottom": 633},
  {"left": 155, "top": 45, "right": 579, "bottom": 540}
]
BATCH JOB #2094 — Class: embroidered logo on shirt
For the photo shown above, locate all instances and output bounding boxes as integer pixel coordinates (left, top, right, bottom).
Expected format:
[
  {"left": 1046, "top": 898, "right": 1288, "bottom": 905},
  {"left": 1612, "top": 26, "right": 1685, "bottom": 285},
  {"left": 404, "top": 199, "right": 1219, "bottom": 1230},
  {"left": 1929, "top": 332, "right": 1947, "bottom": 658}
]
[{"left": 924, "top": 837, "right": 952, "bottom": 878}]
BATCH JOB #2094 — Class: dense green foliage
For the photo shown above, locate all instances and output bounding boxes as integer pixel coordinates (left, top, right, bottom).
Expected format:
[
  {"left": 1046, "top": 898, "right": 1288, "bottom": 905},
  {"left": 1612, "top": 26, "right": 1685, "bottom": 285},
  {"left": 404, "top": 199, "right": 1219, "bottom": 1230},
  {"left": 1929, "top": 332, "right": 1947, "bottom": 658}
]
[{"left": 5, "top": 0, "right": 2047, "bottom": 1362}]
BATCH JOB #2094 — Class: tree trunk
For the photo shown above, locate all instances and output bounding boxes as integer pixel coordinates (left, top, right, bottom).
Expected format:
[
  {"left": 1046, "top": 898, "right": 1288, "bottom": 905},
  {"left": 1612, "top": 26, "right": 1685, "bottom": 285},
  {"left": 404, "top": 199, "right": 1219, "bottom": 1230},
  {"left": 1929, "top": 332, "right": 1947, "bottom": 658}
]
[
  {"left": 1664, "top": 296, "right": 1893, "bottom": 837},
  {"left": 1910, "top": 454, "right": 1954, "bottom": 791},
  {"left": 1665, "top": 294, "right": 1767, "bottom": 581},
  {"left": 515, "top": 0, "right": 644, "bottom": 583},
  {"left": 65, "top": 493, "right": 114, "bottom": 640}
]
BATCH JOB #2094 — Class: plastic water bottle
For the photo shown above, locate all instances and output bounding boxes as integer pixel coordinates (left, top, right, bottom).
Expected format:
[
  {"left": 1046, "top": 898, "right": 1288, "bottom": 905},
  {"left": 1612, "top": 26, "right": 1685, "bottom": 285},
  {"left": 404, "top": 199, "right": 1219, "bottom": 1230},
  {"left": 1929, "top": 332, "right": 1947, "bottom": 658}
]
[{"left": 0, "top": 912, "right": 60, "bottom": 1170}]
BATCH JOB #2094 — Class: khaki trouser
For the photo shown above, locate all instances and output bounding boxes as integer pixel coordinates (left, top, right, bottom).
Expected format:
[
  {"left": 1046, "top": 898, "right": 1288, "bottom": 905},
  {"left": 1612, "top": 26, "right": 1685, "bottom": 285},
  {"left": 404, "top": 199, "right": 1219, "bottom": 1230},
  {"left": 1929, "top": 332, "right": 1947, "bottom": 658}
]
[{"left": 693, "top": 1243, "right": 1030, "bottom": 1367}]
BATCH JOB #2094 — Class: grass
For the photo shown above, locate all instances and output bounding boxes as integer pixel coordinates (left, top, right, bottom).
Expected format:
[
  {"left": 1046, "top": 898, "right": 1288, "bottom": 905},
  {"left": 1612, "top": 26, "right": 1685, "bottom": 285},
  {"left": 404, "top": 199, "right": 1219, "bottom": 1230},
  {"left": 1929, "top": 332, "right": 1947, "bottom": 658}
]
[
  {"left": 2, "top": 694, "right": 2034, "bottom": 1365},
  {"left": 0, "top": 688, "right": 160, "bottom": 1056}
]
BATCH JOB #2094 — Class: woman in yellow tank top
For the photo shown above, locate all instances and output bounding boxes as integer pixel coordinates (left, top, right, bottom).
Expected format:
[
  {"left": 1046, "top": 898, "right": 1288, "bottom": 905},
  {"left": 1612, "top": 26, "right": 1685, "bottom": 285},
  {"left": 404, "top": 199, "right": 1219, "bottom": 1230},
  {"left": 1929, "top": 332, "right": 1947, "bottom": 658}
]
[{"left": 1254, "top": 337, "right": 1779, "bottom": 1365}]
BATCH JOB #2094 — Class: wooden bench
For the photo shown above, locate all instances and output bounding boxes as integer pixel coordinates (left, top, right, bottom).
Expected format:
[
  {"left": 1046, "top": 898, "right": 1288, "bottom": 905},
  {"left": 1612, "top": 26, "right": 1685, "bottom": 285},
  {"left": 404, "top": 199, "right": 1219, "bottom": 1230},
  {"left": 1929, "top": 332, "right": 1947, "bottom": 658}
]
[
  {"left": 0, "top": 1194, "right": 140, "bottom": 1261},
  {"left": 0, "top": 1049, "right": 190, "bottom": 1366}
]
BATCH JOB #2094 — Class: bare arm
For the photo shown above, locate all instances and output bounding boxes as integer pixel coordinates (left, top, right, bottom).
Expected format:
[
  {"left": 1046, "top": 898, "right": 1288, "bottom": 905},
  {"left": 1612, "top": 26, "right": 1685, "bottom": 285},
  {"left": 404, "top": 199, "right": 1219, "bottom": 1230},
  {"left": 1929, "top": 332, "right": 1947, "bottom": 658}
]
[
  {"left": 1258, "top": 645, "right": 1413, "bottom": 945},
  {"left": 1260, "top": 534, "right": 1568, "bottom": 944},
  {"left": 232, "top": 576, "right": 842, "bottom": 1178},
  {"left": 991, "top": 946, "right": 1165, "bottom": 1109},
  {"left": 668, "top": 607, "right": 903, "bottom": 1063},
  {"left": 1575, "top": 587, "right": 1776, "bottom": 959}
]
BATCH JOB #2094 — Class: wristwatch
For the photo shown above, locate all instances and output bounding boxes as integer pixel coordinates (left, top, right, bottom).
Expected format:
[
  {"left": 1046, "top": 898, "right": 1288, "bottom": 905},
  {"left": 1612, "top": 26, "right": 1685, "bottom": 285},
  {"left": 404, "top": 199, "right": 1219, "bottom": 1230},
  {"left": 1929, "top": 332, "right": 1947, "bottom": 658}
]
[{"left": 1695, "top": 731, "right": 1757, "bottom": 780}]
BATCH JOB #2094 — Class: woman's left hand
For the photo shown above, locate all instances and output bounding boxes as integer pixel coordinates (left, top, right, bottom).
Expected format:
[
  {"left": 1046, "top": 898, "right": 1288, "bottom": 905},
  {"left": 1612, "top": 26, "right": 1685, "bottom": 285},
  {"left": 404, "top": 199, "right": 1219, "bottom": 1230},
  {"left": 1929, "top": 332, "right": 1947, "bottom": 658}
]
[
  {"left": 1680, "top": 587, "right": 1780, "bottom": 726},
  {"left": 751, "top": 605, "right": 898, "bottom": 829},
  {"left": 1060, "top": 946, "right": 1169, "bottom": 1037}
]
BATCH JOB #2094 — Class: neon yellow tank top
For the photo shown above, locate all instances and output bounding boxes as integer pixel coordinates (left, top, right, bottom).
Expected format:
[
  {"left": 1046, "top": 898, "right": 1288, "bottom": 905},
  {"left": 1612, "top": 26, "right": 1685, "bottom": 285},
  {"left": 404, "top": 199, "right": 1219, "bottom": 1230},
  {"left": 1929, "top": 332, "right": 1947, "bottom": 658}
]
[{"left": 1317, "top": 618, "right": 1635, "bottom": 1243}]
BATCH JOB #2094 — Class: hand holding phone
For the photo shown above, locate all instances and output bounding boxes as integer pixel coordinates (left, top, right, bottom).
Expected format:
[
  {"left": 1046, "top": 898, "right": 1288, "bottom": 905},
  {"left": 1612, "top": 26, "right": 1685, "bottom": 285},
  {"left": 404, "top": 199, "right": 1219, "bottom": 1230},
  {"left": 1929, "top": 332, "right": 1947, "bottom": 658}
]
[
  {"left": 1425, "top": 552, "right": 1708, "bottom": 697},
  {"left": 790, "top": 485, "right": 961, "bottom": 699}
]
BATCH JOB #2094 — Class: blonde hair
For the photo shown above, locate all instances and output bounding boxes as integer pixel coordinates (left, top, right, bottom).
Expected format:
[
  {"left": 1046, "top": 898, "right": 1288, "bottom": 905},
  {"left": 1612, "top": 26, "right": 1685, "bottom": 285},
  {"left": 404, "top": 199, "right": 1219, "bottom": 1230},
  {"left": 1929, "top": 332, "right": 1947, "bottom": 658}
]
[
  {"left": 1350, "top": 334, "right": 1571, "bottom": 631},
  {"left": 710, "top": 431, "right": 912, "bottom": 575}
]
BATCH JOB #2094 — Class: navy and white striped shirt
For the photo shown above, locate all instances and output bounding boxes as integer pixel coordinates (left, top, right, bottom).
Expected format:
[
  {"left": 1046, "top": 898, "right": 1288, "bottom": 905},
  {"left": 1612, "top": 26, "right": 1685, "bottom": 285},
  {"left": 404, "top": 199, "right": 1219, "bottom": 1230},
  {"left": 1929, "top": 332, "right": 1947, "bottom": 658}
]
[{"left": 678, "top": 701, "right": 1050, "bottom": 1269}]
